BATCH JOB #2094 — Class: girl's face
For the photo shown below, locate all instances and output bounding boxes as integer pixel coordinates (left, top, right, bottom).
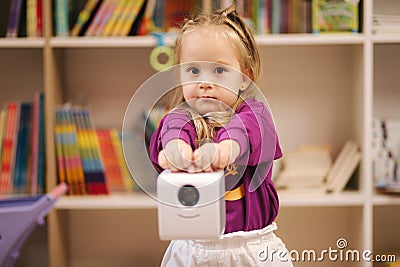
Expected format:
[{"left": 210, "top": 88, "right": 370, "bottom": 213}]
[{"left": 179, "top": 28, "right": 247, "bottom": 114}]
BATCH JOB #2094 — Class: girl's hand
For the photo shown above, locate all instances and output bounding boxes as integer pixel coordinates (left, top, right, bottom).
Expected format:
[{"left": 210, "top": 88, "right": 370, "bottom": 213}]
[
  {"left": 158, "top": 139, "right": 193, "bottom": 172},
  {"left": 193, "top": 140, "right": 240, "bottom": 172}
]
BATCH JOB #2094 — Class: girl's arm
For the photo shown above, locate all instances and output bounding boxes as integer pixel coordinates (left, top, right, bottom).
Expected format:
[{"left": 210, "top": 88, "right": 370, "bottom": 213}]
[
  {"left": 216, "top": 99, "right": 282, "bottom": 166},
  {"left": 149, "top": 109, "right": 197, "bottom": 172}
]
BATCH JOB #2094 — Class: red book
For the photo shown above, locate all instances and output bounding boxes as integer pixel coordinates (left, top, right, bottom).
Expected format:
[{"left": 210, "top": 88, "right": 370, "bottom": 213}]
[
  {"left": 36, "top": 0, "right": 43, "bottom": 36},
  {"left": 0, "top": 103, "right": 20, "bottom": 195}
]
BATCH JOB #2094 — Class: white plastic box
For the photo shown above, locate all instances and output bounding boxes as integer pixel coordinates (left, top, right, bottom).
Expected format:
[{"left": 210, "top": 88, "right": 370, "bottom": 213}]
[{"left": 157, "top": 170, "right": 226, "bottom": 240}]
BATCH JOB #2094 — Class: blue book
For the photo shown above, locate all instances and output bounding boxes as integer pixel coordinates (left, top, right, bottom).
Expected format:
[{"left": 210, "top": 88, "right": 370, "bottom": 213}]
[
  {"left": 55, "top": 0, "right": 70, "bottom": 36},
  {"left": 37, "top": 93, "right": 45, "bottom": 194},
  {"left": 13, "top": 103, "right": 32, "bottom": 194}
]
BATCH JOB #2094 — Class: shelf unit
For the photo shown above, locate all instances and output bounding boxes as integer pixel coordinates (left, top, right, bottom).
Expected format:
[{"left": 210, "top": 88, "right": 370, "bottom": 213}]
[{"left": 0, "top": 0, "right": 399, "bottom": 266}]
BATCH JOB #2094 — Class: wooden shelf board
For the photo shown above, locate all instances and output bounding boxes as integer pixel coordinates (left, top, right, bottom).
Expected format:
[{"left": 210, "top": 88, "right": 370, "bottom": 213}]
[
  {"left": 50, "top": 36, "right": 170, "bottom": 48},
  {"left": 54, "top": 193, "right": 158, "bottom": 210},
  {"left": 49, "top": 34, "right": 365, "bottom": 48},
  {"left": 54, "top": 191, "right": 366, "bottom": 210},
  {"left": 372, "top": 194, "right": 400, "bottom": 206},
  {"left": 255, "top": 33, "right": 365, "bottom": 46},
  {"left": 279, "top": 191, "right": 365, "bottom": 207},
  {"left": 0, "top": 38, "right": 45, "bottom": 48},
  {"left": 372, "top": 34, "right": 400, "bottom": 44}
]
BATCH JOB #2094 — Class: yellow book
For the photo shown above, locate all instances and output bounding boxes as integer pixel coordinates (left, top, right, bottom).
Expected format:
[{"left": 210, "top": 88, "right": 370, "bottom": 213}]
[
  {"left": 111, "top": 0, "right": 134, "bottom": 36},
  {"left": 110, "top": 129, "right": 134, "bottom": 191},
  {"left": 27, "top": 0, "right": 37, "bottom": 37},
  {"left": 119, "top": 0, "right": 146, "bottom": 36},
  {"left": 101, "top": 0, "right": 128, "bottom": 36},
  {"left": 71, "top": 0, "right": 101, "bottom": 36}
]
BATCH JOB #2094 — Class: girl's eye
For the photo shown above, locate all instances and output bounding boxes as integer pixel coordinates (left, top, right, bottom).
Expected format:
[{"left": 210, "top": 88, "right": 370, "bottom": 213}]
[
  {"left": 188, "top": 67, "right": 199, "bottom": 75},
  {"left": 215, "top": 67, "right": 226, "bottom": 74}
]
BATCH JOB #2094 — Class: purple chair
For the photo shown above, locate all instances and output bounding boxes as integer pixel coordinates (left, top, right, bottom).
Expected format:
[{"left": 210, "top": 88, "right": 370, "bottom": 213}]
[{"left": 0, "top": 183, "right": 68, "bottom": 267}]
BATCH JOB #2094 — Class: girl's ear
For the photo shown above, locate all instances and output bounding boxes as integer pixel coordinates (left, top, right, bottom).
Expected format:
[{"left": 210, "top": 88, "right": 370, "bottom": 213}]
[
  {"left": 239, "top": 80, "right": 251, "bottom": 91},
  {"left": 239, "top": 69, "right": 252, "bottom": 91}
]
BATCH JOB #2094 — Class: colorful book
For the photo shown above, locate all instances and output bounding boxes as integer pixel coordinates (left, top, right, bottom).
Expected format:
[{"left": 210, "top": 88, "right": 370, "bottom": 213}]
[
  {"left": 110, "top": 0, "right": 133, "bottom": 36},
  {"left": 0, "top": 103, "right": 20, "bottom": 195},
  {"left": 125, "top": 0, "right": 147, "bottom": 36},
  {"left": 101, "top": 0, "right": 128, "bottom": 36},
  {"left": 85, "top": 0, "right": 112, "bottom": 36},
  {"left": 70, "top": 0, "right": 103, "bottom": 36},
  {"left": 110, "top": 129, "right": 135, "bottom": 191},
  {"left": 54, "top": 109, "right": 68, "bottom": 193},
  {"left": 96, "top": 129, "right": 126, "bottom": 192},
  {"left": 137, "top": 0, "right": 155, "bottom": 35},
  {"left": 0, "top": 110, "right": 6, "bottom": 172},
  {"left": 94, "top": 0, "right": 119, "bottom": 36},
  {"left": 312, "top": 0, "right": 360, "bottom": 33},
  {"left": 73, "top": 108, "right": 108, "bottom": 194}
]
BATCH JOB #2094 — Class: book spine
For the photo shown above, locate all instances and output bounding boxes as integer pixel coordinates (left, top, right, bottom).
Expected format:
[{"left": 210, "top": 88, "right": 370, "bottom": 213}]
[
  {"left": 81, "top": 109, "right": 109, "bottom": 194},
  {"left": 270, "top": 0, "right": 281, "bottom": 34},
  {"left": 36, "top": 0, "right": 42, "bottom": 36},
  {"left": 13, "top": 103, "right": 32, "bottom": 194},
  {"left": 111, "top": 0, "right": 134, "bottom": 36},
  {"left": 36, "top": 92, "right": 45, "bottom": 194},
  {"left": 70, "top": 0, "right": 101, "bottom": 36},
  {"left": 85, "top": 0, "right": 110, "bottom": 36},
  {"left": 6, "top": 0, "right": 23, "bottom": 38},
  {"left": 54, "top": 109, "right": 67, "bottom": 192},
  {"left": 30, "top": 92, "right": 40, "bottom": 194},
  {"left": 101, "top": 0, "right": 127, "bottom": 36},
  {"left": 0, "top": 103, "right": 20, "bottom": 195},
  {"left": 96, "top": 129, "right": 126, "bottom": 192},
  {"left": 0, "top": 109, "right": 6, "bottom": 175},
  {"left": 152, "top": 0, "right": 164, "bottom": 30},
  {"left": 67, "top": 109, "right": 86, "bottom": 195},
  {"left": 55, "top": 0, "right": 70, "bottom": 36},
  {"left": 111, "top": 129, "right": 134, "bottom": 191},
  {"left": 27, "top": 0, "right": 37, "bottom": 37},
  {"left": 94, "top": 0, "right": 118, "bottom": 36},
  {"left": 119, "top": 0, "right": 146, "bottom": 36}
]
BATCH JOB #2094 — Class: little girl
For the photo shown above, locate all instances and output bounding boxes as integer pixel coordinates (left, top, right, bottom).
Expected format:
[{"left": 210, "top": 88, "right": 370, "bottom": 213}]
[{"left": 149, "top": 6, "right": 293, "bottom": 267}]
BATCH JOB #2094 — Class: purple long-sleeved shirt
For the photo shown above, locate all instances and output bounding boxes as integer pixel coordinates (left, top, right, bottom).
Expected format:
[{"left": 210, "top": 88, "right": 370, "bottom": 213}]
[{"left": 149, "top": 98, "right": 282, "bottom": 233}]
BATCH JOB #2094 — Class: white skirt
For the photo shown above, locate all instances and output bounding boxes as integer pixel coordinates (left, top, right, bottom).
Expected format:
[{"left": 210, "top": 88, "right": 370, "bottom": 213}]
[{"left": 161, "top": 222, "right": 293, "bottom": 267}]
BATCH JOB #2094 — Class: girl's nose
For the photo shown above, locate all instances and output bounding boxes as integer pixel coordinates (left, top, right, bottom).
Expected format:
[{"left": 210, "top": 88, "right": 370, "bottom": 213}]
[{"left": 199, "top": 82, "right": 213, "bottom": 89}]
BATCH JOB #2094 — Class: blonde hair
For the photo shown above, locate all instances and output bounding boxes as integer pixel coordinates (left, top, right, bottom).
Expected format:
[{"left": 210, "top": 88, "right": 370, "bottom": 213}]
[{"left": 168, "top": 5, "right": 261, "bottom": 145}]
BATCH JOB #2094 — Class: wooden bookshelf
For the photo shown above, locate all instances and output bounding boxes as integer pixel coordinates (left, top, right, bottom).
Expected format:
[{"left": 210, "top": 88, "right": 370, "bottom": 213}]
[{"left": 0, "top": 0, "right": 399, "bottom": 267}]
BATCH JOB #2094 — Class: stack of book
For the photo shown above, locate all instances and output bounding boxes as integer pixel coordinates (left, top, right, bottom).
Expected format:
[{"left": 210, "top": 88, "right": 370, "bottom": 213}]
[
  {"left": 276, "top": 141, "right": 361, "bottom": 194},
  {"left": 0, "top": 92, "right": 46, "bottom": 197},
  {"left": 55, "top": 0, "right": 201, "bottom": 37},
  {"left": 275, "top": 146, "right": 333, "bottom": 193},
  {"left": 373, "top": 14, "right": 400, "bottom": 34},
  {"left": 1, "top": 0, "right": 43, "bottom": 37},
  {"left": 54, "top": 105, "right": 135, "bottom": 196}
]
